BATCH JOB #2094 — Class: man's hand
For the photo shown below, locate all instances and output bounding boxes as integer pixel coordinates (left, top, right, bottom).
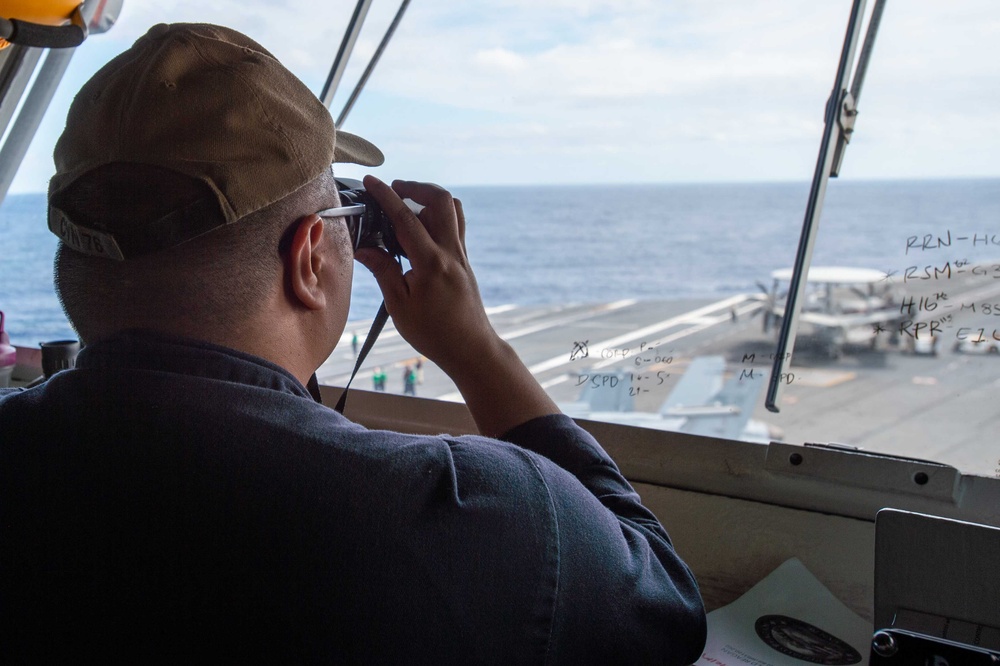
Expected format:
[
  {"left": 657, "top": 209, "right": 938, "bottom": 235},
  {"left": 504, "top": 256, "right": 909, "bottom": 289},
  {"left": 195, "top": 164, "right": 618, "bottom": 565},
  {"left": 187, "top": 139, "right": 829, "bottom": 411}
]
[
  {"left": 354, "top": 176, "right": 559, "bottom": 437},
  {"left": 353, "top": 176, "right": 496, "bottom": 375}
]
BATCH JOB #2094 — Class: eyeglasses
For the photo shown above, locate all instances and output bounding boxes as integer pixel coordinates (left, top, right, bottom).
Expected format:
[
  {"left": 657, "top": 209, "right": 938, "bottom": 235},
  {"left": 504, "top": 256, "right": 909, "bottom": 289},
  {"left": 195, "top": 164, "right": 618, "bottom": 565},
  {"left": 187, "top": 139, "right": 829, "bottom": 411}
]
[{"left": 316, "top": 204, "right": 366, "bottom": 250}]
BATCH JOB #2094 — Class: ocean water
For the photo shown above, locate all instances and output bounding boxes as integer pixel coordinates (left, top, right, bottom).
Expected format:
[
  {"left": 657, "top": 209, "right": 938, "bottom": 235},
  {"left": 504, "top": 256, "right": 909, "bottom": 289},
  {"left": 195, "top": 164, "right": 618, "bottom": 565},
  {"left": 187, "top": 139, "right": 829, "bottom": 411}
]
[{"left": 1, "top": 179, "right": 998, "bottom": 346}]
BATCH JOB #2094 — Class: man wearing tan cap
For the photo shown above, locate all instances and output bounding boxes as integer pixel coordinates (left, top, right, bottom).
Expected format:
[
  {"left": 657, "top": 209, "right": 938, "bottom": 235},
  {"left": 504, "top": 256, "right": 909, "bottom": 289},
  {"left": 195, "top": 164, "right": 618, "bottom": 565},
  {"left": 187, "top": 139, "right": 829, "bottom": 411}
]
[{"left": 0, "top": 23, "right": 705, "bottom": 663}]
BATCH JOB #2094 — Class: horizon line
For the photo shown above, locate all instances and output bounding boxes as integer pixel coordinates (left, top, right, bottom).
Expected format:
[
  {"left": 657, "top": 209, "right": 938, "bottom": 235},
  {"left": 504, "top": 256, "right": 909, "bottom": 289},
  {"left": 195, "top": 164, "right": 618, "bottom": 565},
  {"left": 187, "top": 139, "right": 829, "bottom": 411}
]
[{"left": 6, "top": 174, "right": 1000, "bottom": 198}]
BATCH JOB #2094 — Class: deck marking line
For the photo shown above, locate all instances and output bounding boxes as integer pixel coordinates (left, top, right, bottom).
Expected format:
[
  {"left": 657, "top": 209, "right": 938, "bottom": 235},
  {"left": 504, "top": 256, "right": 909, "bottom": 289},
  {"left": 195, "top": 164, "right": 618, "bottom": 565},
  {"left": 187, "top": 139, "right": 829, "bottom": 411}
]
[
  {"left": 526, "top": 294, "right": 754, "bottom": 376},
  {"left": 435, "top": 296, "right": 743, "bottom": 402},
  {"left": 496, "top": 300, "right": 637, "bottom": 341}
]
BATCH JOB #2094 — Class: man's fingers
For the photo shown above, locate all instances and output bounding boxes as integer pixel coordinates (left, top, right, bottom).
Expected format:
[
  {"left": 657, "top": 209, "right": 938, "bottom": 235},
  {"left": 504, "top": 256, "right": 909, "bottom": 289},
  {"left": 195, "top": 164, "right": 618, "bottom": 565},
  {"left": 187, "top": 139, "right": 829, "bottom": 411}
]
[
  {"left": 390, "top": 179, "right": 463, "bottom": 251},
  {"left": 362, "top": 175, "right": 436, "bottom": 261},
  {"left": 355, "top": 247, "right": 407, "bottom": 306},
  {"left": 454, "top": 197, "right": 467, "bottom": 249},
  {"left": 389, "top": 179, "right": 452, "bottom": 208}
]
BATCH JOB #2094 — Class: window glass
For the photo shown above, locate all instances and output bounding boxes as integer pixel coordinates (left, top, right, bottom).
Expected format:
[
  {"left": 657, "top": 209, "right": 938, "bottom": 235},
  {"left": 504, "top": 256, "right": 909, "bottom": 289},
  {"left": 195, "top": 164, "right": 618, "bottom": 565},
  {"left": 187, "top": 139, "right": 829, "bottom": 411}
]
[
  {"left": 1, "top": 2, "right": 996, "bottom": 478},
  {"left": 344, "top": 1, "right": 1000, "bottom": 478}
]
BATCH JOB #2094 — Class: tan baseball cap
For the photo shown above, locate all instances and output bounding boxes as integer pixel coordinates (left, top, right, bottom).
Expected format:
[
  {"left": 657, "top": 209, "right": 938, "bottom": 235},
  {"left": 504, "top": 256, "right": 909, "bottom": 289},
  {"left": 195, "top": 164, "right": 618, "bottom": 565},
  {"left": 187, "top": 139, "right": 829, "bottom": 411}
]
[{"left": 48, "top": 22, "right": 384, "bottom": 260}]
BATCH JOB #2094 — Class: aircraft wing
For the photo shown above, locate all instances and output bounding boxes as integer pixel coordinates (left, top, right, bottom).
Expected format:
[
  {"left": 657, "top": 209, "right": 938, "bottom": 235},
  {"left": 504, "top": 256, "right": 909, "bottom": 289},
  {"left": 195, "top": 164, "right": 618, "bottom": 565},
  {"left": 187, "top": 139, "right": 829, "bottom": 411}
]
[
  {"left": 799, "top": 309, "right": 902, "bottom": 328},
  {"left": 676, "top": 371, "right": 765, "bottom": 440},
  {"left": 561, "top": 358, "right": 769, "bottom": 442},
  {"left": 658, "top": 356, "right": 725, "bottom": 415},
  {"left": 562, "top": 370, "right": 634, "bottom": 418},
  {"left": 659, "top": 355, "right": 766, "bottom": 441}
]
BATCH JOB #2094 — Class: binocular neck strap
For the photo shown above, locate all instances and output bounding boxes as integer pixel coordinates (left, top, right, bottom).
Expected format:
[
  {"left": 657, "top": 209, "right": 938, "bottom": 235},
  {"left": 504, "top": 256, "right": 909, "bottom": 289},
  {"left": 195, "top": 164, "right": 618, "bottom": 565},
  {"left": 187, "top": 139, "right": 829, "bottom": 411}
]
[{"left": 334, "top": 301, "right": 390, "bottom": 414}]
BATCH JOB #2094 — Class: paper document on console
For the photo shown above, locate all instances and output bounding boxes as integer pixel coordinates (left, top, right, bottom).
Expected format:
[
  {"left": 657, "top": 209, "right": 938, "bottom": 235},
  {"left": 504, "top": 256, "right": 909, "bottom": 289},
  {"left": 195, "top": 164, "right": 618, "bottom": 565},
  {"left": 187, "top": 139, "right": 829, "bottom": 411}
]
[{"left": 694, "top": 558, "right": 872, "bottom": 666}]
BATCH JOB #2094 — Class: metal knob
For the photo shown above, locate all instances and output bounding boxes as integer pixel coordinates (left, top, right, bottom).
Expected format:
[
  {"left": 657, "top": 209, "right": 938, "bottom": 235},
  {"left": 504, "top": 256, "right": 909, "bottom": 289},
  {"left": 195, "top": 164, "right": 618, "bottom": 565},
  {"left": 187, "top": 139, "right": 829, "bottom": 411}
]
[{"left": 872, "top": 631, "right": 898, "bottom": 658}]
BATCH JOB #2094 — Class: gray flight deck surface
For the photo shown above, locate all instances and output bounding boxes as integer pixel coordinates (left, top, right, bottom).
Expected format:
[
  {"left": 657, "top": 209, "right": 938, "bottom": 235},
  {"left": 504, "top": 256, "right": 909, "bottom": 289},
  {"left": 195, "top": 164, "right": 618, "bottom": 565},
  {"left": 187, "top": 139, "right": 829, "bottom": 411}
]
[{"left": 318, "top": 269, "right": 1000, "bottom": 478}]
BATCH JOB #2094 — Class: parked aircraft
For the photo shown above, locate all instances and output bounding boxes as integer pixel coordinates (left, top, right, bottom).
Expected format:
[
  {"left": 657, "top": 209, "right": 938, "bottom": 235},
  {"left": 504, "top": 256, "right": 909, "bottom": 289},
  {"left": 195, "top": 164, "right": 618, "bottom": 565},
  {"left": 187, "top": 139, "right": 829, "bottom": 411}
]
[{"left": 763, "top": 266, "right": 904, "bottom": 358}]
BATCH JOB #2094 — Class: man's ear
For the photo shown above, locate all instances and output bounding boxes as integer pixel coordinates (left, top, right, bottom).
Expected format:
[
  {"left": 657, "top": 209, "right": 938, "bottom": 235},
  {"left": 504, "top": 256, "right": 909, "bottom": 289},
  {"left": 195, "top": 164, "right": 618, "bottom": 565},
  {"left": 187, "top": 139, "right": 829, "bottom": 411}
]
[{"left": 287, "top": 214, "right": 328, "bottom": 311}]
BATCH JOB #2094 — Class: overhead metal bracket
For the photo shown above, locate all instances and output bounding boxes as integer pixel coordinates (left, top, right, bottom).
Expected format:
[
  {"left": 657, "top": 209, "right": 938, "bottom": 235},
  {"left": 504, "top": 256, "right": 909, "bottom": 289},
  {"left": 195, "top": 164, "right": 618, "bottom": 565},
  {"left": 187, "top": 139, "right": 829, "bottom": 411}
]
[{"left": 832, "top": 90, "right": 858, "bottom": 176}]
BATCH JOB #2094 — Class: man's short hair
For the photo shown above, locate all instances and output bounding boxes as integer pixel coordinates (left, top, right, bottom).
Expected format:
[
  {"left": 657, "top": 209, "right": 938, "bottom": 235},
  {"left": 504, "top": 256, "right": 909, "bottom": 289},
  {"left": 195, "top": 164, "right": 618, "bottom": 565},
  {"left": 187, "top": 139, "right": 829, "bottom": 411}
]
[{"left": 53, "top": 165, "right": 337, "bottom": 343}]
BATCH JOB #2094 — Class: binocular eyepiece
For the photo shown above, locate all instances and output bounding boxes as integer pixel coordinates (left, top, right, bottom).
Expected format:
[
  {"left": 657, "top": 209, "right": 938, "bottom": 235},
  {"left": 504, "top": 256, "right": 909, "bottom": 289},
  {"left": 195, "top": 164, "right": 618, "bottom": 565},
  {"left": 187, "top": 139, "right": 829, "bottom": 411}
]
[{"left": 334, "top": 177, "right": 407, "bottom": 259}]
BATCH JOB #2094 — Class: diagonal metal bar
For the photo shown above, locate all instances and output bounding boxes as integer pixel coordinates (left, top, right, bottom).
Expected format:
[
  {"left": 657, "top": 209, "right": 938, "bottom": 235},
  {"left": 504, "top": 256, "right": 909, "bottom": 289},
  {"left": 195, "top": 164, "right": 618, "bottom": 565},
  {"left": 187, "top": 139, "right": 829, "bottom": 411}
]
[
  {"left": 0, "top": 44, "right": 42, "bottom": 141},
  {"left": 320, "top": 0, "right": 374, "bottom": 108},
  {"left": 765, "top": 0, "right": 876, "bottom": 413},
  {"left": 831, "top": 0, "right": 887, "bottom": 177},
  {"left": 850, "top": 0, "right": 887, "bottom": 104},
  {"left": 336, "top": 0, "right": 411, "bottom": 128},
  {"left": 0, "top": 48, "right": 75, "bottom": 205}
]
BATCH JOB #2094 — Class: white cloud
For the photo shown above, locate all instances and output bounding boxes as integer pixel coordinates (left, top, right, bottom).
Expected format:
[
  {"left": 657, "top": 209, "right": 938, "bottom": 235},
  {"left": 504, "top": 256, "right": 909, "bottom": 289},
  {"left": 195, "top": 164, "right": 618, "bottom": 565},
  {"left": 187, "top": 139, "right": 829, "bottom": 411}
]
[
  {"left": 6, "top": 0, "right": 999, "bottom": 192},
  {"left": 474, "top": 48, "right": 528, "bottom": 73}
]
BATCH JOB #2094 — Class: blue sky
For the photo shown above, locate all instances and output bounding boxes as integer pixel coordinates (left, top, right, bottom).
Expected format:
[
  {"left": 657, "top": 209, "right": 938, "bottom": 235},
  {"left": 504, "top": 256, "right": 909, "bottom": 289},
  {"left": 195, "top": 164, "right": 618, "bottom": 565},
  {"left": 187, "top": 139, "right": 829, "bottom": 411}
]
[{"left": 5, "top": 0, "right": 999, "bottom": 192}]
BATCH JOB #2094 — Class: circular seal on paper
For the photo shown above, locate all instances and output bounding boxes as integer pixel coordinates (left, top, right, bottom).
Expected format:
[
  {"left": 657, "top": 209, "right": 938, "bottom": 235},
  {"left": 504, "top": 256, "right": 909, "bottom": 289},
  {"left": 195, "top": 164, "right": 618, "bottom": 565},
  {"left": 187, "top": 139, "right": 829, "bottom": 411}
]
[{"left": 754, "top": 614, "right": 862, "bottom": 665}]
